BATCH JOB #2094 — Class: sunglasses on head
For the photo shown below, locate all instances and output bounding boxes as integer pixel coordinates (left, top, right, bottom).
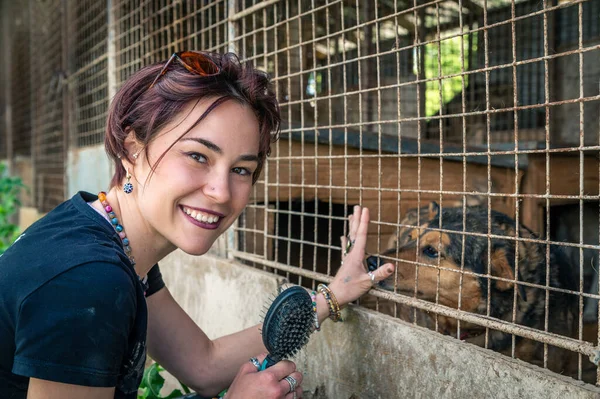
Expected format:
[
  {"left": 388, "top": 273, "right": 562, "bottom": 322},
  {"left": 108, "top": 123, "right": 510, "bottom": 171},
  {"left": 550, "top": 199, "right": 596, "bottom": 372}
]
[{"left": 149, "top": 51, "right": 221, "bottom": 89}]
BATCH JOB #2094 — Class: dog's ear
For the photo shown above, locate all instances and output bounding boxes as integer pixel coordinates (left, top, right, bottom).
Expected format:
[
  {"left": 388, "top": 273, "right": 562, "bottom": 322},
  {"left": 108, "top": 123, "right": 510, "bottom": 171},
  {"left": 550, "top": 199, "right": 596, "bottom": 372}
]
[
  {"left": 489, "top": 246, "right": 527, "bottom": 301},
  {"left": 428, "top": 201, "right": 440, "bottom": 220}
]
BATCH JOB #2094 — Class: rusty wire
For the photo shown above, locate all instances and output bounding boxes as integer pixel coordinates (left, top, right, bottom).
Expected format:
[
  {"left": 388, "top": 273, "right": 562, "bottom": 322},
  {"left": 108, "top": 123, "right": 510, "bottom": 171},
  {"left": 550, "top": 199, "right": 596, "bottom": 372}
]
[
  {"left": 2, "top": 0, "right": 600, "bottom": 386},
  {"left": 232, "top": 0, "right": 600, "bottom": 385}
]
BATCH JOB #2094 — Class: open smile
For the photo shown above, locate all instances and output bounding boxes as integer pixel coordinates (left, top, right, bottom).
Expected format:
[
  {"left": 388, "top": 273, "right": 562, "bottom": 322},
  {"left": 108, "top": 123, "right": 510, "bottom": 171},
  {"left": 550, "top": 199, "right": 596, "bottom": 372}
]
[{"left": 180, "top": 206, "right": 224, "bottom": 230}]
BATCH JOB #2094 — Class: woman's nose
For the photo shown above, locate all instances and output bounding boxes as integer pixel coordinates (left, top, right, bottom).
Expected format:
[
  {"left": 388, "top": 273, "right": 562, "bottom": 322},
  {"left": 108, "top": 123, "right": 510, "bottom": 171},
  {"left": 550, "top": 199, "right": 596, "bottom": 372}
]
[{"left": 205, "top": 172, "right": 231, "bottom": 203}]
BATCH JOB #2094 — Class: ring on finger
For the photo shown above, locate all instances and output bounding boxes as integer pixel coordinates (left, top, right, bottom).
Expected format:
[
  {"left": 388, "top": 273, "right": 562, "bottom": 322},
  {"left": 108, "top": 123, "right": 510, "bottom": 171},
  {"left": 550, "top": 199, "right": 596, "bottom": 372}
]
[
  {"left": 344, "top": 235, "right": 355, "bottom": 255},
  {"left": 293, "top": 391, "right": 297, "bottom": 399},
  {"left": 284, "top": 375, "right": 298, "bottom": 393},
  {"left": 249, "top": 357, "right": 261, "bottom": 371},
  {"left": 368, "top": 271, "right": 376, "bottom": 285}
]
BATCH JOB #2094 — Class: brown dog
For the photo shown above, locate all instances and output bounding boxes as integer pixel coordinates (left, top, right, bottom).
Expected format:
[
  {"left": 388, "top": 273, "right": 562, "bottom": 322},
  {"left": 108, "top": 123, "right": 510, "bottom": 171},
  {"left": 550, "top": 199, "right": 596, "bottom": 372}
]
[{"left": 367, "top": 202, "right": 579, "bottom": 377}]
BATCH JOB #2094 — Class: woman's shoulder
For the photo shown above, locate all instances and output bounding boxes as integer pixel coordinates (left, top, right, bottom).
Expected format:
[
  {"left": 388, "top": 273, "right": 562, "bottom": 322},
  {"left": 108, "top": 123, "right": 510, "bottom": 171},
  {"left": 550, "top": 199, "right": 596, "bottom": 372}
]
[{"left": 0, "top": 192, "right": 136, "bottom": 304}]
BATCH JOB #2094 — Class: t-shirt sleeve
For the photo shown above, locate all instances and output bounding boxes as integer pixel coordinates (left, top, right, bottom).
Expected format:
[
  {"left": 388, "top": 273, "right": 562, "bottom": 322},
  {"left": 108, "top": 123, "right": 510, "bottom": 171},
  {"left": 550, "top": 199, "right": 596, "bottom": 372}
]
[
  {"left": 145, "top": 264, "right": 165, "bottom": 297},
  {"left": 12, "top": 262, "right": 137, "bottom": 387}
]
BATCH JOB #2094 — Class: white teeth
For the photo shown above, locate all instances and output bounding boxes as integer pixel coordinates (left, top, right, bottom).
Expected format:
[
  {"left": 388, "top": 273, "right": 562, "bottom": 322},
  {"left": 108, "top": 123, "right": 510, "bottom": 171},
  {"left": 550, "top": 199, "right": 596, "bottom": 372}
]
[{"left": 183, "top": 207, "right": 220, "bottom": 224}]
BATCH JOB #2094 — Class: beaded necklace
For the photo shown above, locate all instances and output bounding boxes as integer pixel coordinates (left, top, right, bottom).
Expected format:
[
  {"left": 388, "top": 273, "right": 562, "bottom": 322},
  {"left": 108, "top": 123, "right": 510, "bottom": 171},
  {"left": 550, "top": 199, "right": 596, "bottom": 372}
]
[{"left": 98, "top": 191, "right": 149, "bottom": 293}]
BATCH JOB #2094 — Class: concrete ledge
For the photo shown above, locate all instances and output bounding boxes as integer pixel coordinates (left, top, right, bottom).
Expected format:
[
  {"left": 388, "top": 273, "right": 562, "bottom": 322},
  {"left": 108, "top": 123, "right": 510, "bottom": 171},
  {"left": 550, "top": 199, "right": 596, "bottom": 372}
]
[
  {"left": 160, "top": 252, "right": 600, "bottom": 398},
  {"left": 161, "top": 250, "right": 287, "bottom": 339},
  {"left": 305, "top": 307, "right": 600, "bottom": 398}
]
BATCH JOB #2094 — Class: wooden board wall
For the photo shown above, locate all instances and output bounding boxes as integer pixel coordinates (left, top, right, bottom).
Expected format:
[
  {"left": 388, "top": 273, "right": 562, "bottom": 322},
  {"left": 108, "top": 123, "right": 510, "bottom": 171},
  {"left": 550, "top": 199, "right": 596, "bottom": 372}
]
[{"left": 247, "top": 141, "right": 523, "bottom": 258}]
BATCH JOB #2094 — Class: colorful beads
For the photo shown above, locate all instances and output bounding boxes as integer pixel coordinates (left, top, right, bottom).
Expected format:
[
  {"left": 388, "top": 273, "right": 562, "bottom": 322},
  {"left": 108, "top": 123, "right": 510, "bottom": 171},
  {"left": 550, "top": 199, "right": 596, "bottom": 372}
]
[
  {"left": 310, "top": 291, "right": 320, "bottom": 332},
  {"left": 97, "top": 191, "right": 146, "bottom": 294},
  {"left": 317, "top": 284, "right": 342, "bottom": 322}
]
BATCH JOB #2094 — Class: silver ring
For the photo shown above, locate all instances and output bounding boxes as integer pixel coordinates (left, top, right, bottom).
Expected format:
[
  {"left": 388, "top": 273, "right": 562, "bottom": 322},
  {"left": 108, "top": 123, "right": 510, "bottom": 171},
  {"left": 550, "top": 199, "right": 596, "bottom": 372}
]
[
  {"left": 249, "top": 357, "right": 261, "bottom": 371},
  {"left": 284, "top": 375, "right": 298, "bottom": 393},
  {"left": 344, "top": 235, "right": 355, "bottom": 256},
  {"left": 293, "top": 392, "right": 297, "bottom": 399},
  {"left": 368, "top": 271, "right": 376, "bottom": 284}
]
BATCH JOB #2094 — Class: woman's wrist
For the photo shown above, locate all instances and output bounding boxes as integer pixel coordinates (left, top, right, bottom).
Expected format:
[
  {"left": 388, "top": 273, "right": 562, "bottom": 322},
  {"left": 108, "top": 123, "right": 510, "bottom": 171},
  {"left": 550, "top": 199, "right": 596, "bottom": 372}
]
[{"left": 314, "top": 290, "right": 332, "bottom": 324}]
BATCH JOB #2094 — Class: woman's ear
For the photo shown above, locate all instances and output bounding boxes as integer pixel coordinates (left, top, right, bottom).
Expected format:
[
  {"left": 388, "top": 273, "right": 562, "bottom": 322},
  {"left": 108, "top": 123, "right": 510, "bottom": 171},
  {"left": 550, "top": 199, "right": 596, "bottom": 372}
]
[{"left": 122, "top": 128, "right": 144, "bottom": 169}]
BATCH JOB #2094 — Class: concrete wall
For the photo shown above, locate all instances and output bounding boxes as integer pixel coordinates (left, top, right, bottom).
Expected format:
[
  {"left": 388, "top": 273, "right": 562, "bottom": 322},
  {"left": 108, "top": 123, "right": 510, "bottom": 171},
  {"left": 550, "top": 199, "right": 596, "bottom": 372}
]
[
  {"left": 67, "top": 144, "right": 112, "bottom": 197},
  {"left": 160, "top": 252, "right": 600, "bottom": 399}
]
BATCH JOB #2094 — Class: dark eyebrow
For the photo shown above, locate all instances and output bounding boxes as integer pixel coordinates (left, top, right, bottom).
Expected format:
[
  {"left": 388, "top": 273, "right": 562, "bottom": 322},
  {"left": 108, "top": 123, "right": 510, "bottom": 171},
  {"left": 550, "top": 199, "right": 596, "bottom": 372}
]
[
  {"left": 239, "top": 154, "right": 260, "bottom": 163},
  {"left": 182, "top": 137, "right": 259, "bottom": 163},
  {"left": 181, "top": 137, "right": 222, "bottom": 154}
]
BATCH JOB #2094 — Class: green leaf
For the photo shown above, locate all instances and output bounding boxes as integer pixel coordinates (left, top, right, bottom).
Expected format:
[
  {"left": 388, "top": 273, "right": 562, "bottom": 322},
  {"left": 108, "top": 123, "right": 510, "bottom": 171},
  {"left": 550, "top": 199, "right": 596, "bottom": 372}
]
[
  {"left": 139, "top": 363, "right": 165, "bottom": 399},
  {"left": 138, "top": 363, "right": 194, "bottom": 399},
  {"left": 162, "top": 389, "right": 185, "bottom": 399}
]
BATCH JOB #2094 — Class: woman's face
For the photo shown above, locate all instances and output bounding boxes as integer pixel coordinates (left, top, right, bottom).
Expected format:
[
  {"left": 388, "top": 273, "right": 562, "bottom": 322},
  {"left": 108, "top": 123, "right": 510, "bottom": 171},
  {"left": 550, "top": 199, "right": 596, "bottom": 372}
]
[{"left": 132, "top": 98, "right": 260, "bottom": 255}]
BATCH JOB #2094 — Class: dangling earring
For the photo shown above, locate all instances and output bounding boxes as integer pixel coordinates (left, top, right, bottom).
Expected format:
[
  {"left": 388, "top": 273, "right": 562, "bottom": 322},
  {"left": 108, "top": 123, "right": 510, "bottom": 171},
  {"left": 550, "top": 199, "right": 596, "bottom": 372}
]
[{"left": 123, "top": 171, "right": 133, "bottom": 194}]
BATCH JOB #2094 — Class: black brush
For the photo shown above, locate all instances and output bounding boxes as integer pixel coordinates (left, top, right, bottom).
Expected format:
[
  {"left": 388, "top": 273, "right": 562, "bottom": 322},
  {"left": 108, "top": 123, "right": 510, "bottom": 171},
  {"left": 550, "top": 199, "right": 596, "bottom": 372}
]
[{"left": 259, "top": 285, "right": 315, "bottom": 370}]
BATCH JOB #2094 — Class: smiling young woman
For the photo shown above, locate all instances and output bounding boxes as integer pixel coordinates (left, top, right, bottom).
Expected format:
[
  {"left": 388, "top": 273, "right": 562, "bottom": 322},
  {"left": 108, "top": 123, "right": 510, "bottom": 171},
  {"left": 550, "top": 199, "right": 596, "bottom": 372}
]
[{"left": 0, "top": 51, "right": 394, "bottom": 399}]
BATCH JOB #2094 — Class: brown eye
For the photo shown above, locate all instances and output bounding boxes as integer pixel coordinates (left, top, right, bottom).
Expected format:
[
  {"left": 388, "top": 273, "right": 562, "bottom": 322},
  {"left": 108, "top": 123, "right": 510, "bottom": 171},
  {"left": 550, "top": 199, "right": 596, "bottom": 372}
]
[
  {"left": 188, "top": 152, "right": 207, "bottom": 164},
  {"left": 232, "top": 167, "right": 251, "bottom": 176},
  {"left": 422, "top": 245, "right": 439, "bottom": 258}
]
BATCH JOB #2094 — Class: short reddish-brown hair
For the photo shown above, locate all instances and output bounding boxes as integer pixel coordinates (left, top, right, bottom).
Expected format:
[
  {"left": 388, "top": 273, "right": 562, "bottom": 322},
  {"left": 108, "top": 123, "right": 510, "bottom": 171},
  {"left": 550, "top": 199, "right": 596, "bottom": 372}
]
[{"left": 105, "top": 52, "right": 280, "bottom": 186}]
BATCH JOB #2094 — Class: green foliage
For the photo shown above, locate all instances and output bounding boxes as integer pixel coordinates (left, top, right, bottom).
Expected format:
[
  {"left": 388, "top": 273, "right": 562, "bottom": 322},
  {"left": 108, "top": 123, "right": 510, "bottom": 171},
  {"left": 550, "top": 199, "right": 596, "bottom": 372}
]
[
  {"left": 0, "top": 163, "right": 26, "bottom": 254},
  {"left": 138, "top": 363, "right": 191, "bottom": 399},
  {"left": 422, "top": 31, "right": 478, "bottom": 117}
]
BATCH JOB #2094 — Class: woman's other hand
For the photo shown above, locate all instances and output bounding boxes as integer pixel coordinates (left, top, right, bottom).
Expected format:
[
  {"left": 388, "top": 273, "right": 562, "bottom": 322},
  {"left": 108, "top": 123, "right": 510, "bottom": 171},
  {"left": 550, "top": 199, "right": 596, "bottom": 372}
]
[
  {"left": 224, "top": 354, "right": 303, "bottom": 398},
  {"left": 329, "top": 206, "right": 395, "bottom": 307}
]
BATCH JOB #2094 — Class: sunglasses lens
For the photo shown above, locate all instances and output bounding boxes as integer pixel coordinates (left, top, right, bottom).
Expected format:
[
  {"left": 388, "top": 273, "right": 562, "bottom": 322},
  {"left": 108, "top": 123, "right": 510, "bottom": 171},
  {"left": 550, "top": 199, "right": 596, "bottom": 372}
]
[{"left": 179, "top": 52, "right": 220, "bottom": 76}]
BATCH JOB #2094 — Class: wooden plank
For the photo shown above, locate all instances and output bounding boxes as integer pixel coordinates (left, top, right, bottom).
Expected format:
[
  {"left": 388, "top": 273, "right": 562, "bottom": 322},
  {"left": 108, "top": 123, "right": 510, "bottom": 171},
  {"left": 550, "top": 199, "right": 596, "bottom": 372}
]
[
  {"left": 254, "top": 141, "right": 520, "bottom": 217},
  {"left": 521, "top": 153, "right": 600, "bottom": 235}
]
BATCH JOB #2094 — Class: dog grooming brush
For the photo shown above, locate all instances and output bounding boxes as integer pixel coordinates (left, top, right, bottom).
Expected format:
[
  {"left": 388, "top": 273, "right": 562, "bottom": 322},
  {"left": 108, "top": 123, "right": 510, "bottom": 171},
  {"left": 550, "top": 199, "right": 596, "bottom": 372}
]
[
  {"left": 214, "top": 285, "right": 315, "bottom": 399},
  {"left": 259, "top": 285, "right": 315, "bottom": 370}
]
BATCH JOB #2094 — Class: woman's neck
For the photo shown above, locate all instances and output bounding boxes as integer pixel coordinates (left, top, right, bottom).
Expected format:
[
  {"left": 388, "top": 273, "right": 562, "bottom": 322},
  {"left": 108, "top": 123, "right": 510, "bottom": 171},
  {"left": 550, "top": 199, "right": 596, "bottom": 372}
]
[{"left": 92, "top": 187, "right": 176, "bottom": 277}]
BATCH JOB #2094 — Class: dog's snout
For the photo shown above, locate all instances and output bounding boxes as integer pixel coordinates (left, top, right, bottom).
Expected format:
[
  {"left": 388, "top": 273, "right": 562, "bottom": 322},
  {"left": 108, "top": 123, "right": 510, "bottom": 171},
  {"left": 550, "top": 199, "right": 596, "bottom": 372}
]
[{"left": 366, "top": 255, "right": 383, "bottom": 272}]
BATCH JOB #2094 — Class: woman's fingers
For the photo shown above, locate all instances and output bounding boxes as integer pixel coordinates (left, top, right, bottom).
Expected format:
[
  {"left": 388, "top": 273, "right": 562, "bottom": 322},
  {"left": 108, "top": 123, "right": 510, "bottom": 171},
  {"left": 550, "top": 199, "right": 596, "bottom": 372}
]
[
  {"left": 340, "top": 235, "right": 348, "bottom": 258},
  {"left": 239, "top": 353, "right": 268, "bottom": 375},
  {"left": 348, "top": 205, "right": 361, "bottom": 241},
  {"left": 284, "top": 387, "right": 303, "bottom": 399},
  {"left": 279, "top": 371, "right": 303, "bottom": 396},
  {"left": 268, "top": 359, "right": 296, "bottom": 381},
  {"left": 369, "top": 262, "right": 395, "bottom": 284},
  {"left": 353, "top": 207, "right": 369, "bottom": 252}
]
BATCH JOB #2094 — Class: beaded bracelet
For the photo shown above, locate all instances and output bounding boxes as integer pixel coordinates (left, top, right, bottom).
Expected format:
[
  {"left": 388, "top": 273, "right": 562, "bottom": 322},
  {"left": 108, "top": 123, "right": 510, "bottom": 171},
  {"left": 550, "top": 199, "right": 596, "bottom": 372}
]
[
  {"left": 317, "top": 284, "right": 342, "bottom": 322},
  {"left": 310, "top": 291, "right": 320, "bottom": 331}
]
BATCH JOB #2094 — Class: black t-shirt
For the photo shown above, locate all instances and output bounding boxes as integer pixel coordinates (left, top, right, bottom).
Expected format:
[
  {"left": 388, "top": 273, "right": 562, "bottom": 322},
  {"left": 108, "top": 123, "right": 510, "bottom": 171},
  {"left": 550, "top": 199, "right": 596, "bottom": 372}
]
[{"left": 0, "top": 191, "right": 165, "bottom": 398}]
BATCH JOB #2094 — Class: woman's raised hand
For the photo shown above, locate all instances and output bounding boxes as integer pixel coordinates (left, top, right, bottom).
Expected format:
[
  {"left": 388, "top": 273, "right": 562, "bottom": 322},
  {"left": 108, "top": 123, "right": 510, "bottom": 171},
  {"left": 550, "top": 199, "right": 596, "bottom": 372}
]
[
  {"left": 329, "top": 206, "right": 395, "bottom": 307},
  {"left": 224, "top": 354, "right": 303, "bottom": 398}
]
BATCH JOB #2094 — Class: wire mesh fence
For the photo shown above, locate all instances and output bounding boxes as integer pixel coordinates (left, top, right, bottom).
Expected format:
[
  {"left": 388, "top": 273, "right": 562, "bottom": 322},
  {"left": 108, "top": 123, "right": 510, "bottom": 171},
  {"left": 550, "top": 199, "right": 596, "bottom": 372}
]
[
  {"left": 29, "top": 0, "right": 66, "bottom": 212},
  {"left": 233, "top": 0, "right": 600, "bottom": 385},
  {"left": 1, "top": 0, "right": 599, "bottom": 387}
]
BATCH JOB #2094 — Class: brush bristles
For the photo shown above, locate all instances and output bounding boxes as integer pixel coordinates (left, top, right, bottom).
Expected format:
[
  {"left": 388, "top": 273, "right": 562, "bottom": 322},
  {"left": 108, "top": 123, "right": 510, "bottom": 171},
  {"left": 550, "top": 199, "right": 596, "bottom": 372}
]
[{"left": 261, "top": 286, "right": 314, "bottom": 362}]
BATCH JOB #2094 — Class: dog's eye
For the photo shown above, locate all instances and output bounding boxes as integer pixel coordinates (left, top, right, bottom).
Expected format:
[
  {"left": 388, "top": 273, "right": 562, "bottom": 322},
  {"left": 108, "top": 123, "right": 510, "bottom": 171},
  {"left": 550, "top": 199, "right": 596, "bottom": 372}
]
[{"left": 422, "top": 245, "right": 439, "bottom": 258}]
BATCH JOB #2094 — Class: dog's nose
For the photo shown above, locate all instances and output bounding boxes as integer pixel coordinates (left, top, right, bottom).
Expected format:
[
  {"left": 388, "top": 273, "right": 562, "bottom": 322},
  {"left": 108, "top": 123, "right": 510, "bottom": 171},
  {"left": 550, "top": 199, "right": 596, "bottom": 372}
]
[{"left": 366, "top": 255, "right": 383, "bottom": 272}]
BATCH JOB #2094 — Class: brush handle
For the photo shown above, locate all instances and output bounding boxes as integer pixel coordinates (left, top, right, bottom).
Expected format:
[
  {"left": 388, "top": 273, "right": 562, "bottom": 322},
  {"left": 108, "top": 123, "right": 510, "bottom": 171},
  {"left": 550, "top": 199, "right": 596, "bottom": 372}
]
[{"left": 259, "top": 354, "right": 278, "bottom": 371}]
